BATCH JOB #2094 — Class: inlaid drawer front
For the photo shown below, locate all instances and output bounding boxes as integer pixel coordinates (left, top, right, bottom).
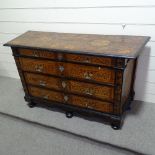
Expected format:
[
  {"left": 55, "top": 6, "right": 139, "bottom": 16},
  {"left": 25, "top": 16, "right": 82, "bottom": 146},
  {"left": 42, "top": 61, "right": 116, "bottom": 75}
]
[
  {"left": 19, "top": 58, "right": 59, "bottom": 75},
  {"left": 18, "top": 48, "right": 56, "bottom": 59},
  {"left": 24, "top": 73, "right": 61, "bottom": 90},
  {"left": 66, "top": 63, "right": 115, "bottom": 84},
  {"left": 65, "top": 53, "right": 115, "bottom": 66},
  {"left": 69, "top": 80, "right": 114, "bottom": 101},
  {"left": 70, "top": 95, "right": 113, "bottom": 113},
  {"left": 28, "top": 86, "right": 63, "bottom": 102},
  {"left": 19, "top": 58, "right": 115, "bottom": 84}
]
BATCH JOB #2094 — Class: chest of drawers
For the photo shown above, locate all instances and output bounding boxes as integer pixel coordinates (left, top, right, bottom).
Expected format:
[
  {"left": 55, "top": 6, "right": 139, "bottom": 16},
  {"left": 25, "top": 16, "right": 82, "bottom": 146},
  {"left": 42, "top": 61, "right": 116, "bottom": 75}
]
[{"left": 4, "top": 31, "right": 150, "bottom": 129}]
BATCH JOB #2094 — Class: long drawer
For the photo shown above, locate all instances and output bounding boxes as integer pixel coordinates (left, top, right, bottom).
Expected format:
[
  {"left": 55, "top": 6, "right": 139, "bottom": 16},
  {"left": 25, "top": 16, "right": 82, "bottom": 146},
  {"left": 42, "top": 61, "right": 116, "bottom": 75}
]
[
  {"left": 28, "top": 86, "right": 113, "bottom": 113},
  {"left": 25, "top": 73, "right": 114, "bottom": 101},
  {"left": 19, "top": 58, "right": 115, "bottom": 84},
  {"left": 18, "top": 48, "right": 120, "bottom": 67}
]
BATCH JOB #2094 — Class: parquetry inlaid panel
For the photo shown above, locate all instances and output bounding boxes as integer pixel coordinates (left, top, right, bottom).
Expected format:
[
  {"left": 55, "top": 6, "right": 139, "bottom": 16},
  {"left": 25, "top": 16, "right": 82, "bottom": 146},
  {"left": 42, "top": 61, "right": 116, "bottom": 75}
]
[
  {"left": 66, "top": 63, "right": 115, "bottom": 84},
  {"left": 69, "top": 80, "right": 114, "bottom": 101},
  {"left": 70, "top": 95, "right": 113, "bottom": 113},
  {"left": 18, "top": 48, "right": 56, "bottom": 59},
  {"left": 28, "top": 86, "right": 63, "bottom": 102},
  {"left": 4, "top": 31, "right": 150, "bottom": 58},
  {"left": 25, "top": 73, "right": 61, "bottom": 90},
  {"left": 65, "top": 53, "right": 115, "bottom": 67}
]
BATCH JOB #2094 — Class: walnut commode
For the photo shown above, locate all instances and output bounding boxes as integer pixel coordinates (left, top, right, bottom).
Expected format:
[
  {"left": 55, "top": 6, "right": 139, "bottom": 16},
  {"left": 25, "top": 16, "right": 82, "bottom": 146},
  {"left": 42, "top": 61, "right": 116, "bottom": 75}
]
[{"left": 4, "top": 31, "right": 150, "bottom": 129}]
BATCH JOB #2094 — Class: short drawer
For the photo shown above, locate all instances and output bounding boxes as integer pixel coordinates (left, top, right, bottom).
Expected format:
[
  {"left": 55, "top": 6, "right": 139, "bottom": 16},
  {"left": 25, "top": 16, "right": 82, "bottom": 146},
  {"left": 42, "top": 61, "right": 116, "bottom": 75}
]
[
  {"left": 28, "top": 86, "right": 113, "bottom": 113},
  {"left": 18, "top": 48, "right": 56, "bottom": 59},
  {"left": 25, "top": 73, "right": 61, "bottom": 90},
  {"left": 65, "top": 53, "right": 115, "bottom": 66},
  {"left": 24, "top": 73, "right": 114, "bottom": 101},
  {"left": 20, "top": 58, "right": 116, "bottom": 84},
  {"left": 70, "top": 95, "right": 113, "bottom": 113},
  {"left": 19, "top": 58, "right": 60, "bottom": 75},
  {"left": 66, "top": 63, "right": 115, "bottom": 84},
  {"left": 69, "top": 80, "right": 114, "bottom": 101},
  {"left": 28, "top": 86, "right": 64, "bottom": 102}
]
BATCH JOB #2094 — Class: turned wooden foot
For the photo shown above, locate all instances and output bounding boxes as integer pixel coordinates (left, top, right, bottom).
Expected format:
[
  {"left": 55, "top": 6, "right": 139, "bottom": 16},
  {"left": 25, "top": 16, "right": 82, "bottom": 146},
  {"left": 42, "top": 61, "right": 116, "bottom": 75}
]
[
  {"left": 28, "top": 102, "right": 36, "bottom": 108},
  {"left": 110, "top": 116, "right": 122, "bottom": 130},
  {"left": 66, "top": 111, "right": 73, "bottom": 118}
]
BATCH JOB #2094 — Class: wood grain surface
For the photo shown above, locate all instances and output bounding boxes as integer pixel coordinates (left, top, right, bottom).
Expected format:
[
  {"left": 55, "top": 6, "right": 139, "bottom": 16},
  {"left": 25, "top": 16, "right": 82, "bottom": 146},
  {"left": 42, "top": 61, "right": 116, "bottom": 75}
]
[{"left": 4, "top": 31, "right": 150, "bottom": 58}]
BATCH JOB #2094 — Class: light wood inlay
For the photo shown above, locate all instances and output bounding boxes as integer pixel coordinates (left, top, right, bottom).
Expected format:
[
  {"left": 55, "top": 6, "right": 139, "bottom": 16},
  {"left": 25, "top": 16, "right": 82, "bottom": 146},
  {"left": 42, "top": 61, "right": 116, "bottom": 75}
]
[
  {"left": 70, "top": 95, "right": 113, "bottom": 113},
  {"left": 25, "top": 73, "right": 61, "bottom": 90},
  {"left": 65, "top": 53, "right": 115, "bottom": 66},
  {"left": 66, "top": 63, "right": 115, "bottom": 84},
  {"left": 18, "top": 48, "right": 56, "bottom": 59},
  {"left": 69, "top": 80, "right": 114, "bottom": 101},
  {"left": 28, "top": 86, "right": 64, "bottom": 102}
]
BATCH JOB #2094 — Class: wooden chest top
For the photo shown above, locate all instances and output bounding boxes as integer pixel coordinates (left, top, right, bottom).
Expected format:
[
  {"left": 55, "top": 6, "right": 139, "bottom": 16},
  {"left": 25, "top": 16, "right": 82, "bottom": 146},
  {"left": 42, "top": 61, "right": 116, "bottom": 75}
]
[{"left": 4, "top": 31, "right": 150, "bottom": 58}]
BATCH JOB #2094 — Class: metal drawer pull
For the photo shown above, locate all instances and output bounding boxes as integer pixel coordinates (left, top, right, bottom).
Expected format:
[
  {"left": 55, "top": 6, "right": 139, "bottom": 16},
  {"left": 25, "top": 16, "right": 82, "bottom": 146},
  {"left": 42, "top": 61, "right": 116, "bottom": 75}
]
[
  {"left": 33, "top": 51, "right": 39, "bottom": 57},
  {"left": 43, "top": 95, "right": 49, "bottom": 99},
  {"left": 87, "top": 106, "right": 93, "bottom": 109},
  {"left": 84, "top": 58, "right": 91, "bottom": 63},
  {"left": 59, "top": 66, "right": 64, "bottom": 72},
  {"left": 84, "top": 72, "right": 93, "bottom": 80},
  {"left": 84, "top": 88, "right": 94, "bottom": 95},
  {"left": 62, "top": 81, "right": 66, "bottom": 88},
  {"left": 57, "top": 54, "right": 63, "bottom": 60},
  {"left": 64, "top": 95, "right": 68, "bottom": 102},
  {"left": 34, "top": 65, "right": 43, "bottom": 72},
  {"left": 39, "top": 80, "right": 46, "bottom": 87}
]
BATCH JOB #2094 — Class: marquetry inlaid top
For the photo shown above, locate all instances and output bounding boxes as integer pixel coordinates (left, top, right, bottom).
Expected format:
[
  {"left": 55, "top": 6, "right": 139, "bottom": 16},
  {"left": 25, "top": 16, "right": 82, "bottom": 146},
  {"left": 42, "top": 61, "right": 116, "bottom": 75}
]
[{"left": 4, "top": 31, "right": 150, "bottom": 58}]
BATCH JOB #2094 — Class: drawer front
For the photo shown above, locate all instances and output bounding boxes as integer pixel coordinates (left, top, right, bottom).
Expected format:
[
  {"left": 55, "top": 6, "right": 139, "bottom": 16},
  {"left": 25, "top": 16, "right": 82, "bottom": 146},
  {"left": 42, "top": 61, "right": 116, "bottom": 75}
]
[
  {"left": 18, "top": 48, "right": 56, "bottom": 59},
  {"left": 69, "top": 80, "right": 114, "bottom": 101},
  {"left": 28, "top": 86, "right": 64, "bottom": 102},
  {"left": 66, "top": 63, "right": 115, "bottom": 84},
  {"left": 25, "top": 73, "right": 61, "bottom": 90},
  {"left": 65, "top": 53, "right": 114, "bottom": 66},
  {"left": 29, "top": 86, "right": 113, "bottom": 113},
  {"left": 20, "top": 58, "right": 115, "bottom": 84},
  {"left": 19, "top": 58, "right": 59, "bottom": 75},
  {"left": 17, "top": 48, "right": 124, "bottom": 68},
  {"left": 24, "top": 73, "right": 114, "bottom": 101},
  {"left": 70, "top": 95, "right": 113, "bottom": 113}
]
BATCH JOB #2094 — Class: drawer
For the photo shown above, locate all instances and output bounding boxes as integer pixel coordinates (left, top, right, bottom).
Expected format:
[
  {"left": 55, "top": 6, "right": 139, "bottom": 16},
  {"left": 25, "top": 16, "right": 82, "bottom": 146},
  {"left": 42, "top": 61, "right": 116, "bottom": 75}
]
[
  {"left": 28, "top": 86, "right": 64, "bottom": 102},
  {"left": 18, "top": 48, "right": 56, "bottom": 59},
  {"left": 70, "top": 95, "right": 113, "bottom": 113},
  {"left": 65, "top": 53, "right": 115, "bottom": 66},
  {"left": 25, "top": 73, "right": 114, "bottom": 101},
  {"left": 24, "top": 73, "right": 61, "bottom": 90},
  {"left": 20, "top": 58, "right": 115, "bottom": 84},
  {"left": 66, "top": 63, "right": 115, "bottom": 84},
  {"left": 19, "top": 58, "right": 60, "bottom": 75},
  {"left": 69, "top": 80, "right": 114, "bottom": 101},
  {"left": 28, "top": 86, "right": 113, "bottom": 113},
  {"left": 17, "top": 48, "right": 124, "bottom": 68}
]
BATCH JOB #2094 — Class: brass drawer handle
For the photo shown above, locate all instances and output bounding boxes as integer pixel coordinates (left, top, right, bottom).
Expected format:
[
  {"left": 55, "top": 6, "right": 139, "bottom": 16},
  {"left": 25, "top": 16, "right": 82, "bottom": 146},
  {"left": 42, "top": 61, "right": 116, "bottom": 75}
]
[
  {"left": 62, "top": 81, "right": 66, "bottom": 88},
  {"left": 85, "top": 103, "right": 93, "bottom": 109},
  {"left": 87, "top": 106, "right": 93, "bottom": 109},
  {"left": 84, "top": 88, "right": 94, "bottom": 96},
  {"left": 59, "top": 66, "right": 64, "bottom": 72},
  {"left": 64, "top": 95, "right": 68, "bottom": 102},
  {"left": 57, "top": 53, "right": 63, "bottom": 60},
  {"left": 84, "top": 58, "right": 91, "bottom": 63},
  {"left": 35, "top": 64, "right": 43, "bottom": 72},
  {"left": 33, "top": 51, "right": 39, "bottom": 57},
  {"left": 39, "top": 80, "right": 46, "bottom": 87},
  {"left": 43, "top": 95, "right": 49, "bottom": 99},
  {"left": 84, "top": 72, "right": 93, "bottom": 80}
]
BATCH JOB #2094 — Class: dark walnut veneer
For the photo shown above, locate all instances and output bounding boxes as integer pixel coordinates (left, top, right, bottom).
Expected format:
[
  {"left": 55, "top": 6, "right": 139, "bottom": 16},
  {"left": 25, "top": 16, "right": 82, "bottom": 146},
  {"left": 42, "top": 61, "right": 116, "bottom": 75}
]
[{"left": 4, "top": 31, "right": 150, "bottom": 129}]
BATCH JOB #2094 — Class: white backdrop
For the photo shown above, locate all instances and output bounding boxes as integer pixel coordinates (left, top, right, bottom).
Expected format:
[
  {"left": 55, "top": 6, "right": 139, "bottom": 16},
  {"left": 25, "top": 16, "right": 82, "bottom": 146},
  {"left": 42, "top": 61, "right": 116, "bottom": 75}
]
[{"left": 0, "top": 0, "right": 155, "bottom": 103}]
